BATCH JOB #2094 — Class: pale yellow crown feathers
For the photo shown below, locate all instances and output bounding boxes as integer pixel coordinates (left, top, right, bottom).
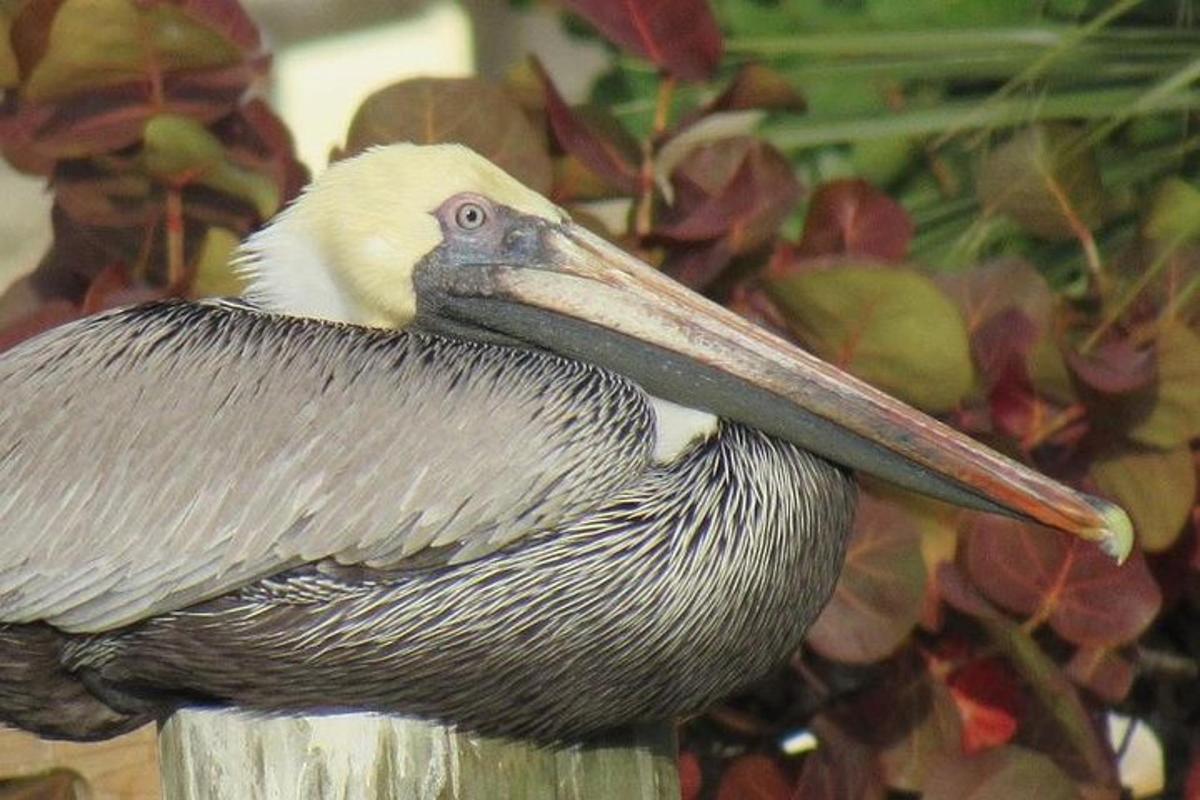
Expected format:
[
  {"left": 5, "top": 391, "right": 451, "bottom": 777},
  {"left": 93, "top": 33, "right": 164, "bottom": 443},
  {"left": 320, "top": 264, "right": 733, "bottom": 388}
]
[{"left": 236, "top": 143, "right": 565, "bottom": 327}]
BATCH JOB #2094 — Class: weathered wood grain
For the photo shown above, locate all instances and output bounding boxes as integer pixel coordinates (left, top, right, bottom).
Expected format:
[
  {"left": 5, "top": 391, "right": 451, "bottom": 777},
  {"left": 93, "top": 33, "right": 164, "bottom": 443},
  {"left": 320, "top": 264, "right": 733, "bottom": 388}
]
[{"left": 158, "top": 709, "right": 679, "bottom": 800}]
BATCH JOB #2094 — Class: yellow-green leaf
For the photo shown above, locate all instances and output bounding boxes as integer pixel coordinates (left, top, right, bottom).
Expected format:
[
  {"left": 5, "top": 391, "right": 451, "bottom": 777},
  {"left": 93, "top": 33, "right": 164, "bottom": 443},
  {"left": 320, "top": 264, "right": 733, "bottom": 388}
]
[
  {"left": 769, "top": 266, "right": 975, "bottom": 412},
  {"left": 1128, "top": 321, "right": 1200, "bottom": 448},
  {"left": 0, "top": 4, "right": 19, "bottom": 89},
  {"left": 21, "top": 0, "right": 241, "bottom": 102},
  {"left": 142, "top": 114, "right": 226, "bottom": 179},
  {"left": 1093, "top": 445, "right": 1196, "bottom": 553},
  {"left": 191, "top": 227, "right": 244, "bottom": 299},
  {"left": 1144, "top": 178, "right": 1200, "bottom": 244}
]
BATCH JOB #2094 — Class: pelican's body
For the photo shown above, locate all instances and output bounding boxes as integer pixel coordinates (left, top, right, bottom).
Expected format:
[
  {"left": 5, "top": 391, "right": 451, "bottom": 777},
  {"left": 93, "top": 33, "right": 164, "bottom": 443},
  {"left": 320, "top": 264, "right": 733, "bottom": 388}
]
[
  {"left": 0, "top": 302, "right": 850, "bottom": 740},
  {"left": 0, "top": 145, "right": 1129, "bottom": 742}
]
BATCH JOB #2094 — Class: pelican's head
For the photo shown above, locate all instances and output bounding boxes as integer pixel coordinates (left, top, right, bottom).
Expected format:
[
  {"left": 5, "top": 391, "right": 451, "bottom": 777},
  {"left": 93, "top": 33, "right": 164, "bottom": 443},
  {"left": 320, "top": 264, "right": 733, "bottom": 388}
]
[
  {"left": 238, "top": 143, "right": 1133, "bottom": 561},
  {"left": 239, "top": 144, "right": 566, "bottom": 327}
]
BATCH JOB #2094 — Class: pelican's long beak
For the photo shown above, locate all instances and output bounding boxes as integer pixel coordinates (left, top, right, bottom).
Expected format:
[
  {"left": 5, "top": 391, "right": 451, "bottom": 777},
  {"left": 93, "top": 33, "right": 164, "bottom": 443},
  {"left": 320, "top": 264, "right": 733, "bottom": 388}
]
[{"left": 442, "top": 222, "right": 1133, "bottom": 561}]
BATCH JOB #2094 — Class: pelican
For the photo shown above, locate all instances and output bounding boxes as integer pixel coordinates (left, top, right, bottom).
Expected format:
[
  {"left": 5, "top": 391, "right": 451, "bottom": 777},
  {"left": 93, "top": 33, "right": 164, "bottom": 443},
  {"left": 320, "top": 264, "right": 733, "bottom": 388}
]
[{"left": 0, "top": 144, "right": 1130, "bottom": 742}]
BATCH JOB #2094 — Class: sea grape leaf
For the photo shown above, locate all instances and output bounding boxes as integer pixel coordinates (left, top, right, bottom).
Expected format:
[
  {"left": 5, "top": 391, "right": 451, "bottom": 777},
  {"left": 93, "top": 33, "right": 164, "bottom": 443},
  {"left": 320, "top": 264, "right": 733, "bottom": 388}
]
[
  {"left": 831, "top": 648, "right": 963, "bottom": 793},
  {"left": 562, "top": 0, "right": 723, "bottom": 81},
  {"left": 946, "top": 657, "right": 1023, "bottom": 755},
  {"left": 1144, "top": 177, "right": 1200, "bottom": 244},
  {"left": 1127, "top": 321, "right": 1200, "bottom": 448},
  {"left": 769, "top": 265, "right": 975, "bottom": 412},
  {"left": 1, "top": 59, "right": 260, "bottom": 169},
  {"left": 977, "top": 124, "right": 1104, "bottom": 241},
  {"left": 1092, "top": 445, "right": 1195, "bottom": 553},
  {"left": 657, "top": 137, "right": 799, "bottom": 255},
  {"left": 337, "top": 77, "right": 552, "bottom": 194},
  {"left": 12, "top": 0, "right": 247, "bottom": 102},
  {"left": 190, "top": 226, "right": 242, "bottom": 298},
  {"left": 532, "top": 59, "right": 640, "bottom": 194},
  {"left": 793, "top": 716, "right": 885, "bottom": 799},
  {"left": 938, "top": 260, "right": 1054, "bottom": 335},
  {"left": 807, "top": 492, "right": 926, "bottom": 664},
  {"left": 795, "top": 179, "right": 913, "bottom": 263},
  {"left": 0, "top": 298, "right": 80, "bottom": 353},
  {"left": 710, "top": 63, "right": 806, "bottom": 114},
  {"left": 1065, "top": 646, "right": 1135, "bottom": 703},
  {"left": 1064, "top": 335, "right": 1156, "bottom": 396},
  {"left": 679, "top": 751, "right": 702, "bottom": 800},
  {"left": 662, "top": 238, "right": 733, "bottom": 290},
  {"left": 0, "top": 4, "right": 18, "bottom": 88},
  {"left": 938, "top": 565, "right": 1117, "bottom": 785},
  {"left": 715, "top": 754, "right": 790, "bottom": 800},
  {"left": 922, "top": 746, "right": 1076, "bottom": 800},
  {"left": 964, "top": 516, "right": 1161, "bottom": 648}
]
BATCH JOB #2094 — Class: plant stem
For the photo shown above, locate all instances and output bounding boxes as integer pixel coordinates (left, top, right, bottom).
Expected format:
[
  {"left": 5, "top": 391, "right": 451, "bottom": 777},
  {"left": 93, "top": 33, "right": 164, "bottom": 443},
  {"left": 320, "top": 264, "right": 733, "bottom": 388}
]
[
  {"left": 726, "top": 24, "right": 1198, "bottom": 57},
  {"left": 165, "top": 187, "right": 184, "bottom": 287},
  {"left": 933, "top": 0, "right": 1146, "bottom": 148},
  {"left": 765, "top": 88, "right": 1200, "bottom": 151}
]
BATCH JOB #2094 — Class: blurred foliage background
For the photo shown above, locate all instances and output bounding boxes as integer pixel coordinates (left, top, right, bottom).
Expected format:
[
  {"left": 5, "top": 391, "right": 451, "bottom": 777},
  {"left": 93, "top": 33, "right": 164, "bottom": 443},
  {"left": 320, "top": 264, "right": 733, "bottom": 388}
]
[{"left": 3, "top": 0, "right": 1200, "bottom": 798}]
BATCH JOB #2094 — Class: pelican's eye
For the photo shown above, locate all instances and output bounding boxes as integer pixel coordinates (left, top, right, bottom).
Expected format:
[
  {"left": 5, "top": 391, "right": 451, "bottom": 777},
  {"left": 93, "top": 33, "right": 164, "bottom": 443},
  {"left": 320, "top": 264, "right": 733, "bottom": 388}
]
[{"left": 454, "top": 201, "right": 488, "bottom": 231}]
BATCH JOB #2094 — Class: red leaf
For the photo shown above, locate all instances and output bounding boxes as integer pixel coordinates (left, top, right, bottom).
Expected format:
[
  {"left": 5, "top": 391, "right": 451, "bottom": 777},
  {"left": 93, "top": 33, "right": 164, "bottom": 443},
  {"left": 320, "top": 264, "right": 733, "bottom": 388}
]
[
  {"left": 711, "top": 63, "right": 806, "bottom": 114},
  {"left": 716, "top": 754, "right": 790, "bottom": 800},
  {"left": 1064, "top": 335, "right": 1156, "bottom": 395},
  {"left": 937, "top": 564, "right": 1117, "bottom": 786},
  {"left": 946, "top": 658, "right": 1023, "bottom": 755},
  {"left": 794, "top": 716, "right": 885, "bottom": 799},
  {"left": 728, "top": 281, "right": 792, "bottom": 339},
  {"left": 562, "top": 0, "right": 723, "bottom": 81},
  {"left": 1, "top": 61, "right": 264, "bottom": 168},
  {"left": 679, "top": 750, "right": 702, "bottom": 800},
  {"left": 937, "top": 260, "right": 1055, "bottom": 335},
  {"left": 532, "top": 59, "right": 640, "bottom": 194},
  {"left": 973, "top": 308, "right": 1046, "bottom": 441},
  {"left": 1185, "top": 746, "right": 1200, "bottom": 800},
  {"left": 807, "top": 492, "right": 927, "bottom": 664},
  {"left": 1064, "top": 646, "right": 1134, "bottom": 703},
  {"left": 964, "top": 515, "right": 1161, "bottom": 647},
  {"left": 0, "top": 299, "right": 81, "bottom": 353},
  {"left": 795, "top": 179, "right": 913, "bottom": 263},
  {"left": 662, "top": 238, "right": 733, "bottom": 290},
  {"left": 657, "top": 137, "right": 799, "bottom": 257},
  {"left": 831, "top": 648, "right": 964, "bottom": 792},
  {"left": 674, "top": 63, "right": 806, "bottom": 134}
]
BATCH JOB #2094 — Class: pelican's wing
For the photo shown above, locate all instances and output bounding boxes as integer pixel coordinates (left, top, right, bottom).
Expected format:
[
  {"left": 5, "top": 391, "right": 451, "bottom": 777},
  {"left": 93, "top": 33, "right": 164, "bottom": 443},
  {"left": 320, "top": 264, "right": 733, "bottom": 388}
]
[{"left": 0, "top": 302, "right": 654, "bottom": 633}]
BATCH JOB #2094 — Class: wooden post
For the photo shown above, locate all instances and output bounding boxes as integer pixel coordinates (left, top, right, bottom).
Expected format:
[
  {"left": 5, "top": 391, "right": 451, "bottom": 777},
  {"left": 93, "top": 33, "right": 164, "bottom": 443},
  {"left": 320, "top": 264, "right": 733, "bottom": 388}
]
[{"left": 158, "top": 709, "right": 679, "bottom": 800}]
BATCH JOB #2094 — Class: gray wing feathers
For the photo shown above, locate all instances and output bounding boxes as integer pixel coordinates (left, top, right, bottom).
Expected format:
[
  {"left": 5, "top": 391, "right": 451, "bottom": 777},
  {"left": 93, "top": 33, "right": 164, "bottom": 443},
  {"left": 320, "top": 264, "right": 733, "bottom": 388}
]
[{"left": 0, "top": 303, "right": 653, "bottom": 632}]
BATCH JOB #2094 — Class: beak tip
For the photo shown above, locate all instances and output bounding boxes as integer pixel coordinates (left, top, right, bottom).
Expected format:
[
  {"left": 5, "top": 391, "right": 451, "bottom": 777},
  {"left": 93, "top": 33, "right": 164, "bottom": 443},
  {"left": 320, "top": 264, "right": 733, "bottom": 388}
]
[{"left": 1087, "top": 497, "right": 1134, "bottom": 564}]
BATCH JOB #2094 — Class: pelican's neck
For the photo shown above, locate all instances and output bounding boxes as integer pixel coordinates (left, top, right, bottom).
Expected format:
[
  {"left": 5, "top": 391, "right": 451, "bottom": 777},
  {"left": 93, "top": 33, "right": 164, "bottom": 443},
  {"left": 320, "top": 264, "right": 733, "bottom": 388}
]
[{"left": 235, "top": 220, "right": 366, "bottom": 324}]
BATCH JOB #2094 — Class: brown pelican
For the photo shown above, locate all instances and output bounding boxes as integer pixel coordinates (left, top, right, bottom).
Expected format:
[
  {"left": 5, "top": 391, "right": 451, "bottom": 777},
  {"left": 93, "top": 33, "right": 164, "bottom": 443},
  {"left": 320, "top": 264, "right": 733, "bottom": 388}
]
[{"left": 0, "top": 144, "right": 1130, "bottom": 742}]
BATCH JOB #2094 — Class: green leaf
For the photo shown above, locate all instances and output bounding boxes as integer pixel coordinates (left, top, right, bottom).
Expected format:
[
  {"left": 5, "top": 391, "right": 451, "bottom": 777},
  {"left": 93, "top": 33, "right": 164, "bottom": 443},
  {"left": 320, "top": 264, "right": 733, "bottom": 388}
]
[
  {"left": 1128, "top": 321, "right": 1200, "bottom": 448},
  {"left": 976, "top": 124, "right": 1104, "bottom": 241},
  {"left": 769, "top": 266, "right": 975, "bottom": 412},
  {"left": 923, "top": 746, "right": 1076, "bottom": 800},
  {"left": 190, "top": 227, "right": 244, "bottom": 299},
  {"left": 16, "top": 0, "right": 243, "bottom": 102},
  {"left": 142, "top": 114, "right": 279, "bottom": 219},
  {"left": 0, "top": 4, "right": 18, "bottom": 88},
  {"left": 1092, "top": 445, "right": 1196, "bottom": 553},
  {"left": 1144, "top": 178, "right": 1200, "bottom": 244}
]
